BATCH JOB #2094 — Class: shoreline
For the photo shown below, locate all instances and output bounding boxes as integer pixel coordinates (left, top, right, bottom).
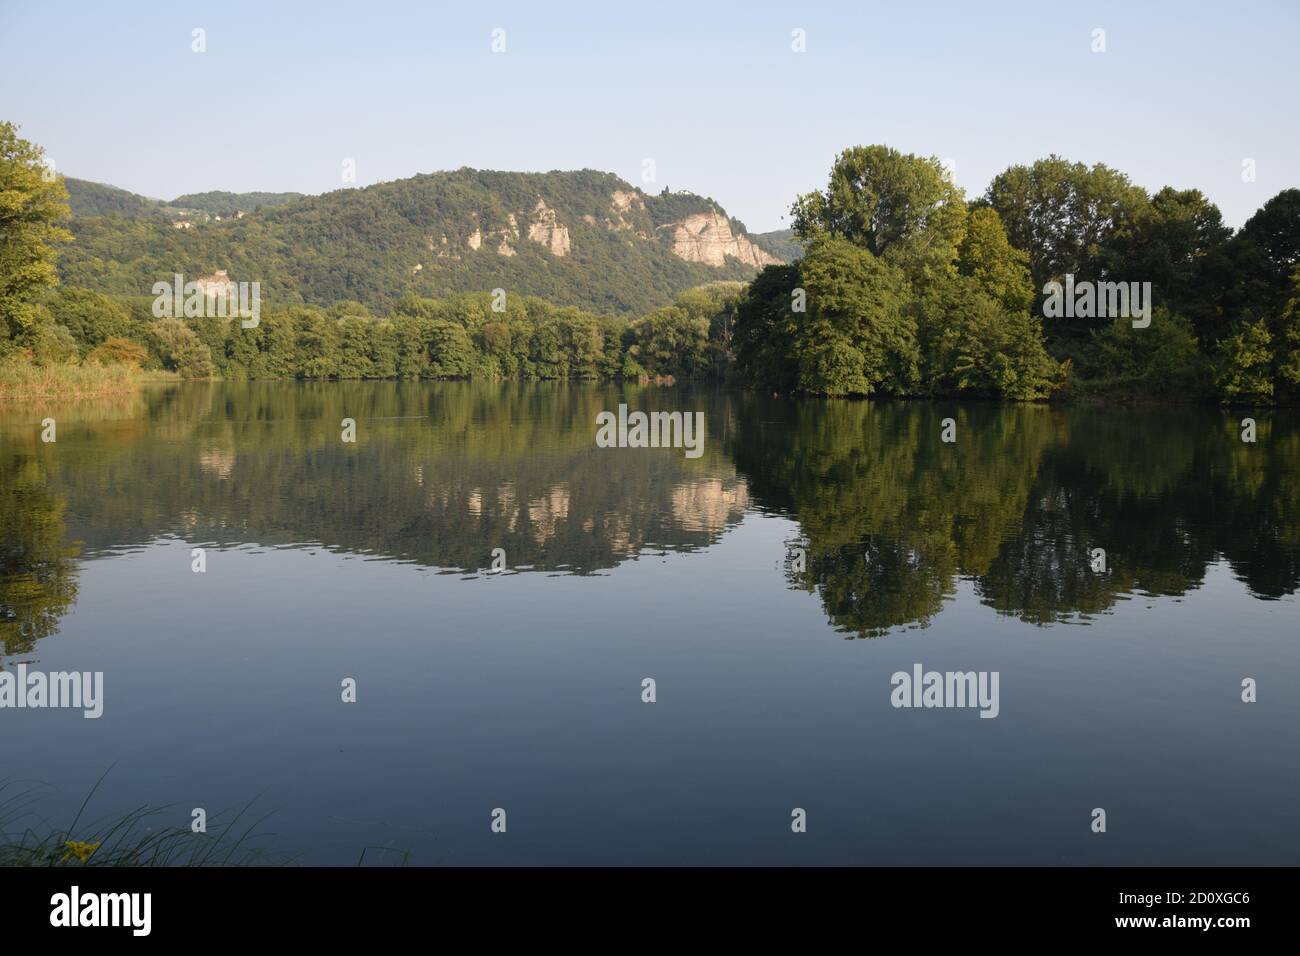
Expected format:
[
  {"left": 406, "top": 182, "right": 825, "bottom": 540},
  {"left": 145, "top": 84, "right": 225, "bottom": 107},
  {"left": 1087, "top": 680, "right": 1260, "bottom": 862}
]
[{"left": 1, "top": 366, "right": 1291, "bottom": 409}]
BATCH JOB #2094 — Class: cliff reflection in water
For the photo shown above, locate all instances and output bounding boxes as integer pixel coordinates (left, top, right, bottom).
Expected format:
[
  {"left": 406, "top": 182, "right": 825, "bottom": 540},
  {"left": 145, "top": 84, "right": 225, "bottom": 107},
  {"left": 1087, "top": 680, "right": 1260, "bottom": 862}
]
[{"left": 2, "top": 381, "right": 1298, "bottom": 652}]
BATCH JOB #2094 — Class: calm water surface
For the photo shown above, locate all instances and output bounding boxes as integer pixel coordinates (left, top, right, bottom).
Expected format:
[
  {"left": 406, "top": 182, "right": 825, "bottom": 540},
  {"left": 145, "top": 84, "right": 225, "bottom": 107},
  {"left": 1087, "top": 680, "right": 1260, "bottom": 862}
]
[{"left": 2, "top": 382, "right": 1298, "bottom": 864}]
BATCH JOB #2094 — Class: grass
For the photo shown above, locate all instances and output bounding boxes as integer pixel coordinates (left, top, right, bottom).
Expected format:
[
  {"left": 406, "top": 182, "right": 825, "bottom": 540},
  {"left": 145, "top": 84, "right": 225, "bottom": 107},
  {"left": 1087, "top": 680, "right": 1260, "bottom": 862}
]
[
  {"left": 0, "top": 773, "right": 283, "bottom": 867},
  {"left": 0, "top": 360, "right": 177, "bottom": 402},
  {"left": 0, "top": 773, "right": 413, "bottom": 867}
]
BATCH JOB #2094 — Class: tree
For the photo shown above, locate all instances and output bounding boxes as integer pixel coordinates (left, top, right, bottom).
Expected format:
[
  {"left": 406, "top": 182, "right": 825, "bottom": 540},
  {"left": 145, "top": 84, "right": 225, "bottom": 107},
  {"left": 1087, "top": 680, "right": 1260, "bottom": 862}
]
[
  {"left": 1103, "top": 187, "right": 1232, "bottom": 341},
  {"left": 734, "top": 264, "right": 803, "bottom": 393},
  {"left": 1239, "top": 189, "right": 1300, "bottom": 293},
  {"left": 427, "top": 319, "right": 474, "bottom": 377},
  {"left": 1273, "top": 269, "right": 1300, "bottom": 402},
  {"left": 1085, "top": 308, "right": 1208, "bottom": 398},
  {"left": 792, "top": 235, "right": 918, "bottom": 396},
  {"left": 368, "top": 320, "right": 399, "bottom": 378},
  {"left": 628, "top": 305, "right": 709, "bottom": 378},
  {"left": 957, "top": 208, "right": 1034, "bottom": 312},
  {"left": 292, "top": 307, "right": 340, "bottom": 378},
  {"left": 392, "top": 314, "right": 432, "bottom": 378},
  {"left": 983, "top": 155, "right": 1149, "bottom": 301},
  {"left": 915, "top": 275, "right": 1061, "bottom": 400},
  {"left": 792, "top": 145, "right": 966, "bottom": 282},
  {"left": 151, "top": 318, "right": 214, "bottom": 378},
  {"left": 186, "top": 313, "right": 232, "bottom": 375},
  {"left": 0, "top": 122, "right": 71, "bottom": 354},
  {"left": 1218, "top": 189, "right": 1300, "bottom": 324},
  {"left": 30, "top": 321, "right": 79, "bottom": 366},
  {"left": 85, "top": 336, "right": 150, "bottom": 367},
  {"left": 336, "top": 314, "right": 375, "bottom": 379},
  {"left": 559, "top": 309, "right": 604, "bottom": 378},
  {"left": 45, "top": 287, "right": 134, "bottom": 353},
  {"left": 1215, "top": 317, "right": 1273, "bottom": 404}
]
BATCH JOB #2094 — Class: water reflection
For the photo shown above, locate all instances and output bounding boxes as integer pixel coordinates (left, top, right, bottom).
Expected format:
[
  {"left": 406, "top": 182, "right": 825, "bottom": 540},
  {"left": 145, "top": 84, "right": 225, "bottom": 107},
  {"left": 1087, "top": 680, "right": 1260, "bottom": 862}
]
[
  {"left": 728, "top": 395, "right": 1300, "bottom": 634},
  {"left": 2, "top": 382, "right": 1298, "bottom": 652},
  {"left": 0, "top": 457, "right": 80, "bottom": 655}
]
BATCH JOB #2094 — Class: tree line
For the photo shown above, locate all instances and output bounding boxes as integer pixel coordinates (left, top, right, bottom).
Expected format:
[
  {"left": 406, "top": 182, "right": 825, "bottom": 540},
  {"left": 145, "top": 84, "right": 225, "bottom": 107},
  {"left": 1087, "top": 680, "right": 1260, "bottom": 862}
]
[
  {"left": 24, "top": 282, "right": 745, "bottom": 383},
  {"left": 734, "top": 145, "right": 1300, "bottom": 403},
  {"left": 4, "top": 122, "right": 1299, "bottom": 402}
]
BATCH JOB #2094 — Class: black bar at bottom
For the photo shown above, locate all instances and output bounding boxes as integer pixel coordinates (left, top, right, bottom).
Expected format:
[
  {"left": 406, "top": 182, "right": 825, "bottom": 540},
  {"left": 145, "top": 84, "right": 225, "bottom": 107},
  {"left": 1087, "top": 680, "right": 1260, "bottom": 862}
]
[{"left": 1, "top": 866, "right": 1285, "bottom": 941}]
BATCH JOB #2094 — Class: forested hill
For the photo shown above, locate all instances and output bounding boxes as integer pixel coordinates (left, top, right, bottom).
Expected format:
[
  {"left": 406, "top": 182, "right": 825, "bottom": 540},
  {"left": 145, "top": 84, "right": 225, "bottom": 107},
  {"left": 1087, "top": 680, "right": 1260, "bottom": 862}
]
[
  {"left": 58, "top": 169, "right": 784, "bottom": 315},
  {"left": 63, "top": 178, "right": 302, "bottom": 219},
  {"left": 751, "top": 228, "right": 803, "bottom": 262},
  {"left": 167, "top": 190, "right": 305, "bottom": 216},
  {"left": 64, "top": 178, "right": 167, "bottom": 218}
]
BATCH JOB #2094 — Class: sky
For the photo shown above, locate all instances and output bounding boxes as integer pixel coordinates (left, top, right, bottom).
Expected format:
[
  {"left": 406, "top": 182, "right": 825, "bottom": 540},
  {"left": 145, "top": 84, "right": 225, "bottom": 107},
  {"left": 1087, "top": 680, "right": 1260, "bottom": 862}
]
[{"left": 2, "top": 0, "right": 1298, "bottom": 232}]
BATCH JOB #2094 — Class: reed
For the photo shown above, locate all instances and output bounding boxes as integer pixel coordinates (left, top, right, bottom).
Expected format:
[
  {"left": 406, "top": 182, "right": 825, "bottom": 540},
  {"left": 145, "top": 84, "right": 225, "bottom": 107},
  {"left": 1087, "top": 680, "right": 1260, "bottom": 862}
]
[
  {"left": 0, "top": 360, "right": 162, "bottom": 402},
  {"left": 0, "top": 775, "right": 282, "bottom": 868}
]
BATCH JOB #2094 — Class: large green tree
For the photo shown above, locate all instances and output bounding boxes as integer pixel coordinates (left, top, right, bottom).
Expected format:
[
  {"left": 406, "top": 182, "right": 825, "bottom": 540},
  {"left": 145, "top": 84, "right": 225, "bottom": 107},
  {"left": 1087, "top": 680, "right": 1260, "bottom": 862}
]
[
  {"left": 0, "top": 122, "right": 71, "bottom": 354},
  {"left": 913, "top": 274, "right": 1061, "bottom": 400},
  {"left": 983, "top": 155, "right": 1149, "bottom": 298},
  {"left": 1226, "top": 189, "right": 1300, "bottom": 317},
  {"left": 792, "top": 145, "right": 966, "bottom": 282},
  {"left": 46, "top": 286, "right": 134, "bottom": 353},
  {"left": 791, "top": 235, "right": 918, "bottom": 396},
  {"left": 1103, "top": 187, "right": 1232, "bottom": 338},
  {"left": 957, "top": 207, "right": 1034, "bottom": 312},
  {"left": 733, "top": 263, "right": 803, "bottom": 393}
]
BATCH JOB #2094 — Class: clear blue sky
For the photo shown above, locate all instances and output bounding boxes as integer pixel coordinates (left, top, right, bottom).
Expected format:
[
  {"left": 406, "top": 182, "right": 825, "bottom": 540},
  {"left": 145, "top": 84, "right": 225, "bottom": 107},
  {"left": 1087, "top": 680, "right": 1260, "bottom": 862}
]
[{"left": 2, "top": 0, "right": 1297, "bottom": 231}]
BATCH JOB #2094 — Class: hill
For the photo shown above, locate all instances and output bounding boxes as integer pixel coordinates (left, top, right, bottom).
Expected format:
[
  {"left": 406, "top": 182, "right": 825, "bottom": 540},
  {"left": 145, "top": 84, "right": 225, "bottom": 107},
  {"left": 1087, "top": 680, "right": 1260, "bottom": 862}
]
[
  {"left": 752, "top": 228, "right": 804, "bottom": 262},
  {"left": 64, "top": 178, "right": 167, "bottom": 218},
  {"left": 64, "top": 178, "right": 304, "bottom": 220},
  {"left": 58, "top": 169, "right": 782, "bottom": 314}
]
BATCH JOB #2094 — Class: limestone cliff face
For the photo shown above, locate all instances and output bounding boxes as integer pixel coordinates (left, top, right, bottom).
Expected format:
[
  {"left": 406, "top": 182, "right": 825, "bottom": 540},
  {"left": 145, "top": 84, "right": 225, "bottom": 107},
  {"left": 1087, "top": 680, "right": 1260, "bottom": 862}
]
[
  {"left": 611, "top": 190, "right": 641, "bottom": 213},
  {"left": 498, "top": 215, "right": 520, "bottom": 256},
  {"left": 459, "top": 189, "right": 777, "bottom": 269},
  {"left": 527, "top": 199, "right": 571, "bottom": 257},
  {"left": 660, "top": 212, "right": 780, "bottom": 269},
  {"left": 463, "top": 201, "right": 572, "bottom": 257},
  {"left": 609, "top": 189, "right": 644, "bottom": 227}
]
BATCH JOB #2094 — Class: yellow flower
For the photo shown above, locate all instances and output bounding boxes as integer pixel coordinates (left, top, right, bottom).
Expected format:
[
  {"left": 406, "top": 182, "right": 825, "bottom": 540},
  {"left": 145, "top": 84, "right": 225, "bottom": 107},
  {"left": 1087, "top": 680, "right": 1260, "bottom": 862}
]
[{"left": 61, "top": 840, "right": 101, "bottom": 864}]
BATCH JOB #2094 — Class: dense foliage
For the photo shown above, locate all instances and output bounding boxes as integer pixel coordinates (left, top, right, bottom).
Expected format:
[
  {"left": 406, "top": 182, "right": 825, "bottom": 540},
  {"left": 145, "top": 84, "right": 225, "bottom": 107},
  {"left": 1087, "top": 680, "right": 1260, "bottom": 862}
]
[
  {"left": 737, "top": 146, "right": 1062, "bottom": 400},
  {"left": 30, "top": 281, "right": 745, "bottom": 383},
  {"left": 0, "top": 122, "right": 71, "bottom": 358},
  {"left": 166, "top": 190, "right": 304, "bottom": 216},
  {"left": 5, "top": 123, "right": 1300, "bottom": 403},
  {"left": 734, "top": 145, "right": 1300, "bottom": 402}
]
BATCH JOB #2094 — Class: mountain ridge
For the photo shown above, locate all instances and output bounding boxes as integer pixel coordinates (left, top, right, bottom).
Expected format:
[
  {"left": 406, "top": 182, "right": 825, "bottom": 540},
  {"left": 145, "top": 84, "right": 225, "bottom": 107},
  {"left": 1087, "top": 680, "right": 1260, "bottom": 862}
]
[
  {"left": 63, "top": 178, "right": 303, "bottom": 219},
  {"left": 59, "top": 169, "right": 785, "bottom": 314}
]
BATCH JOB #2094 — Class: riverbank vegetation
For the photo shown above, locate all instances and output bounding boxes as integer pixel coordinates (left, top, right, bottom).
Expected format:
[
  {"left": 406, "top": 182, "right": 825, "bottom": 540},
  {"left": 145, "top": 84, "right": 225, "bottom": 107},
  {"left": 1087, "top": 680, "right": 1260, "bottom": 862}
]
[
  {"left": 0, "top": 777, "right": 279, "bottom": 867},
  {"left": 3, "top": 122, "right": 1298, "bottom": 403},
  {"left": 735, "top": 146, "right": 1300, "bottom": 403},
  {"left": 0, "top": 360, "right": 154, "bottom": 401}
]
